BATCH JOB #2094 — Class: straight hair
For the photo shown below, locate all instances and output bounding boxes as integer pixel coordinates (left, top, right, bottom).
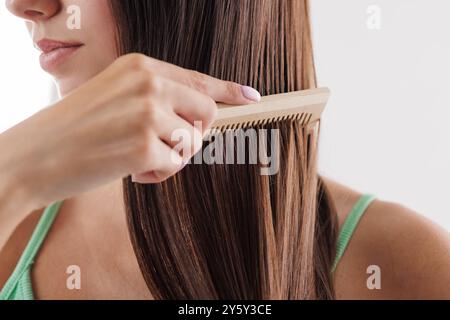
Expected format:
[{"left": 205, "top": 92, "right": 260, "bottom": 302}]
[{"left": 110, "top": 0, "right": 338, "bottom": 299}]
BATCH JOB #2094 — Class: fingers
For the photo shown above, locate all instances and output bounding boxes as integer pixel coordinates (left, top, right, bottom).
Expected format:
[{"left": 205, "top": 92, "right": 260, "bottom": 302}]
[
  {"left": 155, "top": 109, "right": 204, "bottom": 160},
  {"left": 119, "top": 53, "right": 262, "bottom": 185},
  {"left": 132, "top": 139, "right": 184, "bottom": 184},
  {"left": 163, "top": 79, "right": 218, "bottom": 130},
  {"left": 124, "top": 53, "right": 261, "bottom": 105},
  {"left": 131, "top": 103, "right": 203, "bottom": 184},
  {"left": 183, "top": 70, "right": 262, "bottom": 105}
]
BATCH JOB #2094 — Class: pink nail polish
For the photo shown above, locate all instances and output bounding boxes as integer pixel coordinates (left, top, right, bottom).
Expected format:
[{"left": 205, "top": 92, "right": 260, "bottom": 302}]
[{"left": 241, "top": 86, "right": 261, "bottom": 102}]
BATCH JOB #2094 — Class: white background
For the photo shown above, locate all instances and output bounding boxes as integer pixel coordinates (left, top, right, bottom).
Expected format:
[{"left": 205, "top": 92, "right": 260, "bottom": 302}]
[
  {"left": 0, "top": 5, "right": 55, "bottom": 131},
  {"left": 311, "top": 0, "right": 450, "bottom": 230},
  {"left": 1, "top": 1, "right": 449, "bottom": 230}
]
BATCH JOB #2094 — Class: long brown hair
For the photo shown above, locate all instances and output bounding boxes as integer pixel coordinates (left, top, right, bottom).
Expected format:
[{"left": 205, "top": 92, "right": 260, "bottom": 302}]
[{"left": 110, "top": 0, "right": 338, "bottom": 299}]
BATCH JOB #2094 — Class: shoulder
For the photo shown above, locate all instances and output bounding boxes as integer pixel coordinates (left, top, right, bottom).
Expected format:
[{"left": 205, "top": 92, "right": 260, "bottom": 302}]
[
  {"left": 323, "top": 177, "right": 450, "bottom": 299},
  {"left": 353, "top": 199, "right": 450, "bottom": 299}
]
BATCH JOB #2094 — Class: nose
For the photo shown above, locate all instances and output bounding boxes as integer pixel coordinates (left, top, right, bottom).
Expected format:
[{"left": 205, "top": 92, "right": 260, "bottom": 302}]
[{"left": 6, "top": 0, "right": 61, "bottom": 21}]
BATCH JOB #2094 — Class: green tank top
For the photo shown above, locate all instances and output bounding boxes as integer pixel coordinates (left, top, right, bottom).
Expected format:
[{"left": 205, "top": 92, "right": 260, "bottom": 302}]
[{"left": 0, "top": 194, "right": 376, "bottom": 300}]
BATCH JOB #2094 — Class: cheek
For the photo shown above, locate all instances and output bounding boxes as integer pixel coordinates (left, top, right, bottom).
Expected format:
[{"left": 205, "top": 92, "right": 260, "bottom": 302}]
[
  {"left": 57, "top": 0, "right": 118, "bottom": 95},
  {"left": 79, "top": 0, "right": 117, "bottom": 60}
]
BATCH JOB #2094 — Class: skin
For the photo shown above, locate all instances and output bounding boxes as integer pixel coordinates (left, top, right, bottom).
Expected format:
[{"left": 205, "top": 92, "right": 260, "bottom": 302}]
[
  {"left": 14, "top": 0, "right": 118, "bottom": 96},
  {"left": 1, "top": 0, "right": 449, "bottom": 300},
  {"left": 0, "top": 0, "right": 260, "bottom": 244}
]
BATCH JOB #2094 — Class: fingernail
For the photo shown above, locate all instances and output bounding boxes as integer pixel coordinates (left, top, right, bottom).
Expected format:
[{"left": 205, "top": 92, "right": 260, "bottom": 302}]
[{"left": 241, "top": 86, "right": 261, "bottom": 102}]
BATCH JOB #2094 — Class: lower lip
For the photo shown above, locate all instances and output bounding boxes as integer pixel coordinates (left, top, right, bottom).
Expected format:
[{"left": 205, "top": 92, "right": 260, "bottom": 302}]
[{"left": 39, "top": 45, "right": 83, "bottom": 72}]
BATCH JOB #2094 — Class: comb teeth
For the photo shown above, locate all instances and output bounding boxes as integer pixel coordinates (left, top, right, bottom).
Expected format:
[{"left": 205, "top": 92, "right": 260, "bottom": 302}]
[
  {"left": 211, "top": 112, "right": 312, "bottom": 133},
  {"left": 206, "top": 87, "right": 330, "bottom": 135}
]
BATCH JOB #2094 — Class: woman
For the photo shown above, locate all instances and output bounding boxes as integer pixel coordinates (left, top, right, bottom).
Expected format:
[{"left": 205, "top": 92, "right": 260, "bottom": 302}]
[{"left": 0, "top": 0, "right": 449, "bottom": 300}]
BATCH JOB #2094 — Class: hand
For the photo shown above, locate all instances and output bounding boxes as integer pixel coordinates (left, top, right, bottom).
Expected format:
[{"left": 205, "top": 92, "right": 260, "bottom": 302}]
[{"left": 0, "top": 53, "right": 261, "bottom": 212}]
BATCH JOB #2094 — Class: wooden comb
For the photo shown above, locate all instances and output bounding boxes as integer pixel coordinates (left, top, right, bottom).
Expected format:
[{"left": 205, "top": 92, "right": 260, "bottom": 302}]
[{"left": 209, "top": 87, "right": 331, "bottom": 133}]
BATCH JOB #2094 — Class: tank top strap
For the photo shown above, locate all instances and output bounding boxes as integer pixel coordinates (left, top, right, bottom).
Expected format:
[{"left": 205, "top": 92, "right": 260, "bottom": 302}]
[
  {"left": 331, "top": 194, "right": 377, "bottom": 273},
  {"left": 0, "top": 200, "right": 64, "bottom": 299}
]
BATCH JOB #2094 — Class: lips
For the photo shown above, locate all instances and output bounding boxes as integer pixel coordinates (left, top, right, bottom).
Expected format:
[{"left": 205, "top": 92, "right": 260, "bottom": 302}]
[{"left": 36, "top": 39, "right": 84, "bottom": 72}]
